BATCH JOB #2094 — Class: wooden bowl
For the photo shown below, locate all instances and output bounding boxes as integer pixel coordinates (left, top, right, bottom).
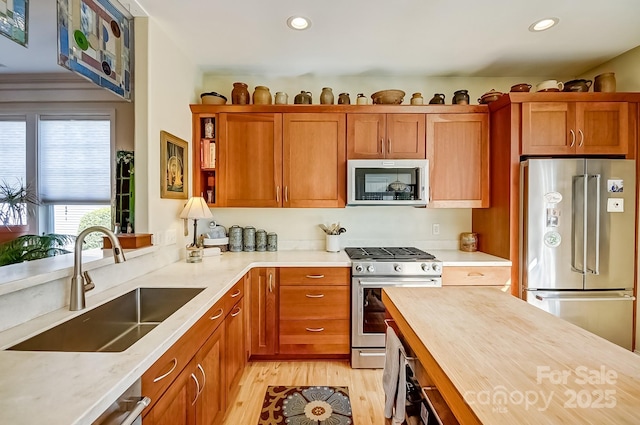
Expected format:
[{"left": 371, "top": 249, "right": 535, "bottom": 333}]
[{"left": 371, "top": 89, "right": 405, "bottom": 105}]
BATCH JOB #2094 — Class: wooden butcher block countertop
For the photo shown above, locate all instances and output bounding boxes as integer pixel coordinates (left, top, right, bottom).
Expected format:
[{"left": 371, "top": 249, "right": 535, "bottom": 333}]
[{"left": 382, "top": 286, "right": 640, "bottom": 425}]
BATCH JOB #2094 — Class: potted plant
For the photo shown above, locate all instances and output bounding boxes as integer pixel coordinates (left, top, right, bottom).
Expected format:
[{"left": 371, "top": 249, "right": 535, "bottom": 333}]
[
  {"left": 0, "top": 179, "right": 39, "bottom": 243},
  {"left": 0, "top": 233, "right": 75, "bottom": 267}
]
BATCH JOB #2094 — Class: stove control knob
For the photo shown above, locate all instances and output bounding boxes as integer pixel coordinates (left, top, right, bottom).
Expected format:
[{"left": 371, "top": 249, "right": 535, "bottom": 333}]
[
  {"left": 432, "top": 263, "right": 441, "bottom": 273},
  {"left": 421, "top": 263, "right": 430, "bottom": 272},
  {"left": 394, "top": 264, "right": 402, "bottom": 272},
  {"left": 355, "top": 264, "right": 363, "bottom": 273},
  {"left": 367, "top": 265, "right": 375, "bottom": 273}
]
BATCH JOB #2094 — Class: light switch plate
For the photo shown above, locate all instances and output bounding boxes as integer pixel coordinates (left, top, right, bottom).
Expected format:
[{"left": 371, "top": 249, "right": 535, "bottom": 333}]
[{"left": 607, "top": 198, "right": 624, "bottom": 213}]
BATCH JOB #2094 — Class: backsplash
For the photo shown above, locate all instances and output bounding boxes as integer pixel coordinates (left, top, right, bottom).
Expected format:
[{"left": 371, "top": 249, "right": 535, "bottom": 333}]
[{"left": 199, "top": 207, "right": 471, "bottom": 251}]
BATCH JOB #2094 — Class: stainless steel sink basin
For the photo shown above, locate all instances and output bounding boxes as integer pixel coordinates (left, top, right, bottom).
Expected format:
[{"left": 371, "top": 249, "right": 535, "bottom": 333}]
[{"left": 8, "top": 287, "right": 205, "bottom": 352}]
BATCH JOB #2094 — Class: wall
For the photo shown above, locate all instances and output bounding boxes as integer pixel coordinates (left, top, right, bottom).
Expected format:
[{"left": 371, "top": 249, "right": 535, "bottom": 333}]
[
  {"left": 581, "top": 46, "right": 640, "bottom": 354},
  {"left": 134, "top": 17, "right": 203, "bottom": 255}
]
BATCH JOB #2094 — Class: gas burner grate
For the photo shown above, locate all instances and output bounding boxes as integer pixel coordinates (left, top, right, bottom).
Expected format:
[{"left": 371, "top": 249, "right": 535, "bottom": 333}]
[{"left": 345, "top": 247, "right": 435, "bottom": 261}]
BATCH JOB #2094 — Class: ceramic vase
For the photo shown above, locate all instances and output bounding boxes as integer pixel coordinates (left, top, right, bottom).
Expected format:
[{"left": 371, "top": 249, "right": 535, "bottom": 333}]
[
  {"left": 253, "top": 86, "right": 272, "bottom": 104},
  {"left": 231, "top": 82, "right": 250, "bottom": 105},
  {"left": 320, "top": 87, "right": 334, "bottom": 104}
]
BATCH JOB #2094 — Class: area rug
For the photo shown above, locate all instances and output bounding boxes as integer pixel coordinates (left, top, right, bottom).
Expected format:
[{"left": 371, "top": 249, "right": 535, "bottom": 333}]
[{"left": 258, "top": 385, "right": 353, "bottom": 425}]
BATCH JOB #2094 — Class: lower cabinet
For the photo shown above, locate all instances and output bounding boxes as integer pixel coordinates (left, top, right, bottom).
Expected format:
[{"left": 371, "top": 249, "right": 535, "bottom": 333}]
[
  {"left": 250, "top": 267, "right": 278, "bottom": 356},
  {"left": 142, "top": 275, "right": 247, "bottom": 425}
]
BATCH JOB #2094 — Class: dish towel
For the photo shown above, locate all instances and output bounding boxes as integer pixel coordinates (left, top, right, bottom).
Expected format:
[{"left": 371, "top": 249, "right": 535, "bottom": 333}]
[{"left": 382, "top": 327, "right": 408, "bottom": 425}]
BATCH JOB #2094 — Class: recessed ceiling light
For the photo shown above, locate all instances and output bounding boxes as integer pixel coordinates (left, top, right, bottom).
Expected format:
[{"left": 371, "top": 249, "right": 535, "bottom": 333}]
[
  {"left": 529, "top": 17, "right": 559, "bottom": 32},
  {"left": 287, "top": 16, "right": 311, "bottom": 31}
]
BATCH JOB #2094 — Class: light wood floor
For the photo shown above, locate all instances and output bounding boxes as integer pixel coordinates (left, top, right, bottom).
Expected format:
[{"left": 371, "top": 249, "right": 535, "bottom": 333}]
[{"left": 222, "top": 360, "right": 386, "bottom": 425}]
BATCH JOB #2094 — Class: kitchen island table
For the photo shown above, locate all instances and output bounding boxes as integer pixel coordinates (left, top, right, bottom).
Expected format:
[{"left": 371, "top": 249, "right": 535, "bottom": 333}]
[{"left": 383, "top": 286, "right": 640, "bottom": 425}]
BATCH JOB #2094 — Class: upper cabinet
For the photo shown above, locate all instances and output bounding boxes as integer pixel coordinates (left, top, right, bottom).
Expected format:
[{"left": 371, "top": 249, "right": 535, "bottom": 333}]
[
  {"left": 213, "top": 111, "right": 346, "bottom": 208},
  {"left": 426, "top": 113, "right": 489, "bottom": 208},
  {"left": 347, "top": 113, "right": 426, "bottom": 159},
  {"left": 521, "top": 100, "right": 630, "bottom": 156}
]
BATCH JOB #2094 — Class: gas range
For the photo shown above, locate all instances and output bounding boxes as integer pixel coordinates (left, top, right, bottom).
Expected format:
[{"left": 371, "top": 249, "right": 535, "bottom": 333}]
[{"left": 345, "top": 246, "right": 442, "bottom": 277}]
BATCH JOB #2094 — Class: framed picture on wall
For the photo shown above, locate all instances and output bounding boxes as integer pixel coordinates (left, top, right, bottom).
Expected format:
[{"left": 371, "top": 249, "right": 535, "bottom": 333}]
[{"left": 160, "top": 131, "right": 189, "bottom": 199}]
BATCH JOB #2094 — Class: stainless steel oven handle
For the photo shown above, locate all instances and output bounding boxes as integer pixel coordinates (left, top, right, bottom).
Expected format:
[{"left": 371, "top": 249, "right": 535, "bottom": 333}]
[
  {"left": 118, "top": 396, "right": 151, "bottom": 425},
  {"left": 357, "top": 278, "right": 441, "bottom": 287}
]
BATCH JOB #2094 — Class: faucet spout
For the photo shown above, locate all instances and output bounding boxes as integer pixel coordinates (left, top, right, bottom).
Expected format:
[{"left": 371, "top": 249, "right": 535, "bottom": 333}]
[{"left": 70, "top": 226, "right": 127, "bottom": 311}]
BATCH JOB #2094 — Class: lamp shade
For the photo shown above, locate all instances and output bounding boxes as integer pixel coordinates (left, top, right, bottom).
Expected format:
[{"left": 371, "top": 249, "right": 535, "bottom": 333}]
[{"left": 179, "top": 197, "right": 214, "bottom": 220}]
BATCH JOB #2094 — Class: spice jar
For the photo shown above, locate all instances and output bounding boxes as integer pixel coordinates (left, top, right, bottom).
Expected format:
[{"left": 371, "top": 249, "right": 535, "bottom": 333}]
[{"left": 460, "top": 232, "right": 478, "bottom": 252}]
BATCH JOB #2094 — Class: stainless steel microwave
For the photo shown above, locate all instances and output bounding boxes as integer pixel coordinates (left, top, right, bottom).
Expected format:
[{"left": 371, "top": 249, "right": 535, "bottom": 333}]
[{"left": 347, "top": 159, "right": 429, "bottom": 206}]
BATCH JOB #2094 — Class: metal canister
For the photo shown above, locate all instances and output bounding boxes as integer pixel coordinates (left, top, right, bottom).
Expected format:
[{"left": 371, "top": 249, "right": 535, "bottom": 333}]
[
  {"left": 228, "top": 225, "right": 243, "bottom": 252},
  {"left": 243, "top": 226, "right": 256, "bottom": 252},
  {"left": 256, "top": 229, "right": 267, "bottom": 251},
  {"left": 267, "top": 232, "right": 278, "bottom": 251}
]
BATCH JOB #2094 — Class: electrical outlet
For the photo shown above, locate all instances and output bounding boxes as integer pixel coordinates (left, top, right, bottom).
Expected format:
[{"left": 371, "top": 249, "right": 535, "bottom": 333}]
[
  {"left": 432, "top": 223, "right": 440, "bottom": 235},
  {"left": 166, "top": 229, "right": 177, "bottom": 245},
  {"left": 153, "top": 232, "right": 163, "bottom": 246}
]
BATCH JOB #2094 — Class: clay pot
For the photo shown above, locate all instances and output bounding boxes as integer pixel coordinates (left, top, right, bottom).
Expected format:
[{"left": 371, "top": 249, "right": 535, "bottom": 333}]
[
  {"left": 428, "top": 93, "right": 445, "bottom": 104},
  {"left": 510, "top": 83, "right": 531, "bottom": 92},
  {"left": 452, "top": 89, "right": 469, "bottom": 105},
  {"left": 252, "top": 86, "right": 272, "bottom": 104},
  {"left": 594, "top": 72, "right": 616, "bottom": 92},
  {"left": 274, "top": 92, "right": 288, "bottom": 104},
  {"left": 338, "top": 93, "right": 351, "bottom": 105},
  {"left": 320, "top": 87, "right": 334, "bottom": 104},
  {"left": 563, "top": 79, "right": 592, "bottom": 92},
  {"left": 410, "top": 93, "right": 424, "bottom": 105},
  {"left": 294, "top": 91, "right": 312, "bottom": 104},
  {"left": 478, "top": 89, "right": 504, "bottom": 104},
  {"left": 231, "top": 82, "right": 250, "bottom": 104}
]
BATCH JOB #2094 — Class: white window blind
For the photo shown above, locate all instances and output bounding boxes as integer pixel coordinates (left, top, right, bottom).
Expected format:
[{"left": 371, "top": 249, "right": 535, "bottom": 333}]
[
  {"left": 39, "top": 117, "right": 111, "bottom": 203},
  {"left": 0, "top": 119, "right": 27, "bottom": 184}
]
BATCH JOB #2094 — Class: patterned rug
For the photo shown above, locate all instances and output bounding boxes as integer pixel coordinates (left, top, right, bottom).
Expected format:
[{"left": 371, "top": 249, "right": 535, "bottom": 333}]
[{"left": 258, "top": 386, "right": 353, "bottom": 425}]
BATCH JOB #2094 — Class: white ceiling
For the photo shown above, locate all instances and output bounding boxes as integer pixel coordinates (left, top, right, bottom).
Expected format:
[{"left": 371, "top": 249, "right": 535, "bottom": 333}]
[{"left": 2, "top": 0, "right": 640, "bottom": 78}]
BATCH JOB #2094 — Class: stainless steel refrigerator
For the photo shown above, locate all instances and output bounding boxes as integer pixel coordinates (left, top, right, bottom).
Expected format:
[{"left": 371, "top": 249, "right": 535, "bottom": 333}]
[{"left": 521, "top": 158, "right": 636, "bottom": 350}]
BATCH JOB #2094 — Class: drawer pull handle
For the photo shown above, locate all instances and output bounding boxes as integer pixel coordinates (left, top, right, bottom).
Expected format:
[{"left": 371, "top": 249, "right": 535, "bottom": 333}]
[
  {"left": 231, "top": 289, "right": 241, "bottom": 298},
  {"left": 191, "top": 373, "right": 200, "bottom": 405},
  {"left": 210, "top": 308, "right": 224, "bottom": 320},
  {"left": 153, "top": 358, "right": 178, "bottom": 383},
  {"left": 467, "top": 272, "right": 485, "bottom": 277},
  {"left": 197, "top": 363, "right": 206, "bottom": 393},
  {"left": 306, "top": 294, "right": 325, "bottom": 298},
  {"left": 231, "top": 306, "right": 242, "bottom": 317},
  {"left": 306, "top": 274, "right": 325, "bottom": 279},
  {"left": 269, "top": 273, "right": 273, "bottom": 293},
  {"left": 306, "top": 327, "right": 325, "bottom": 332}
]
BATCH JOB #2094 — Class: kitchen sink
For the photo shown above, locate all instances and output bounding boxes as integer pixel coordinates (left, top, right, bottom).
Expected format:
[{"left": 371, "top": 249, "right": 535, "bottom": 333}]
[{"left": 7, "top": 287, "right": 205, "bottom": 353}]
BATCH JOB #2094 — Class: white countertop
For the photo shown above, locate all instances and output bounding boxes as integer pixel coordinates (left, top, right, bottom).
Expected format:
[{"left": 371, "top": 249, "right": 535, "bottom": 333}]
[{"left": 0, "top": 248, "right": 508, "bottom": 425}]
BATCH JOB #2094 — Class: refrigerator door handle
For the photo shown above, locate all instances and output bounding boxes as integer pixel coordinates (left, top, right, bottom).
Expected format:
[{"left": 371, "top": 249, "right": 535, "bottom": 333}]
[
  {"left": 571, "top": 175, "right": 587, "bottom": 273},
  {"left": 586, "top": 174, "right": 601, "bottom": 275},
  {"left": 535, "top": 294, "right": 635, "bottom": 302}
]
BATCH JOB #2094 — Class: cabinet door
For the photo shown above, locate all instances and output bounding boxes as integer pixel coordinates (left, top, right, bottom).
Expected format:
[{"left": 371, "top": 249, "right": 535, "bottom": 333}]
[
  {"left": 195, "top": 324, "right": 226, "bottom": 425},
  {"left": 386, "top": 114, "right": 426, "bottom": 159},
  {"left": 144, "top": 362, "right": 196, "bottom": 425},
  {"left": 225, "top": 297, "right": 245, "bottom": 396},
  {"left": 576, "top": 102, "right": 629, "bottom": 155},
  {"left": 250, "top": 267, "right": 278, "bottom": 356},
  {"left": 521, "top": 102, "right": 576, "bottom": 155},
  {"left": 346, "top": 113, "right": 385, "bottom": 159},
  {"left": 219, "top": 113, "right": 283, "bottom": 207},
  {"left": 283, "top": 113, "right": 346, "bottom": 207},
  {"left": 426, "top": 113, "right": 489, "bottom": 208}
]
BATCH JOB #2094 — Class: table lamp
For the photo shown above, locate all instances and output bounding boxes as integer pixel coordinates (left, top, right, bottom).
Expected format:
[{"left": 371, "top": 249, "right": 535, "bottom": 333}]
[{"left": 179, "top": 196, "right": 213, "bottom": 262}]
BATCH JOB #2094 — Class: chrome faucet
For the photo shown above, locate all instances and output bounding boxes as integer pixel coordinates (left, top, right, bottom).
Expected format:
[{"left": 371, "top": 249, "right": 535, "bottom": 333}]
[{"left": 70, "top": 226, "right": 126, "bottom": 311}]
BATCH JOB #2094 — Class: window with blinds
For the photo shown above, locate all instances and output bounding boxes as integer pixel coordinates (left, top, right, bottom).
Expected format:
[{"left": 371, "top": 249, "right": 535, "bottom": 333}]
[{"left": 0, "top": 119, "right": 27, "bottom": 226}]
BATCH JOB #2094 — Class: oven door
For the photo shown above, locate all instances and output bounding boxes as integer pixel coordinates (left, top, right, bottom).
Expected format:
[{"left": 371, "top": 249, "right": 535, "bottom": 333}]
[{"left": 351, "top": 277, "right": 441, "bottom": 349}]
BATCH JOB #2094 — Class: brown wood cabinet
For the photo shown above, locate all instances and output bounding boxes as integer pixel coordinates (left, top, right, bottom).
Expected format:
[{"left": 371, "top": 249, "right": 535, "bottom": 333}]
[
  {"left": 142, "top": 279, "right": 247, "bottom": 425},
  {"left": 521, "top": 101, "right": 629, "bottom": 156},
  {"left": 250, "top": 267, "right": 278, "bottom": 356},
  {"left": 278, "top": 267, "right": 350, "bottom": 355},
  {"left": 442, "top": 266, "right": 511, "bottom": 288},
  {"left": 347, "top": 113, "right": 426, "bottom": 159},
  {"left": 283, "top": 113, "right": 346, "bottom": 207},
  {"left": 426, "top": 113, "right": 489, "bottom": 208},
  {"left": 218, "top": 113, "right": 283, "bottom": 207}
]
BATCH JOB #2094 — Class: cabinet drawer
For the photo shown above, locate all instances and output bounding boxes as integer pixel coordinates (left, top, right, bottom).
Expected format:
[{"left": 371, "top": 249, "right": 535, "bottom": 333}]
[
  {"left": 224, "top": 278, "right": 244, "bottom": 312},
  {"left": 280, "top": 286, "right": 349, "bottom": 320},
  {"left": 442, "top": 266, "right": 511, "bottom": 286},
  {"left": 280, "top": 267, "right": 350, "bottom": 286},
  {"left": 279, "top": 319, "right": 350, "bottom": 354},
  {"left": 142, "top": 296, "right": 225, "bottom": 413}
]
